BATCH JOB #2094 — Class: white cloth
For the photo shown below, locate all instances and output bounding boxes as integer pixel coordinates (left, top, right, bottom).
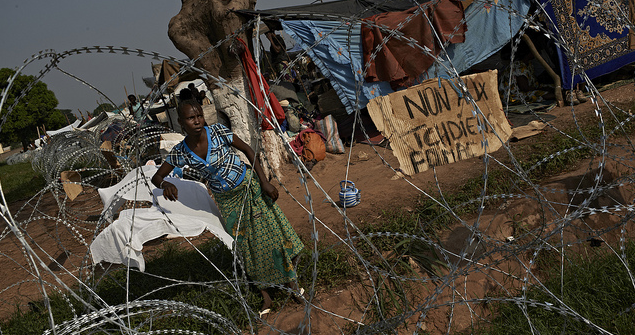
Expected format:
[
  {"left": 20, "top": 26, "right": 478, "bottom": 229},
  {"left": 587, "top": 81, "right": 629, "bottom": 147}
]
[
  {"left": 91, "top": 167, "right": 233, "bottom": 271},
  {"left": 159, "top": 133, "right": 185, "bottom": 157},
  {"left": 47, "top": 120, "right": 82, "bottom": 136},
  {"left": 98, "top": 165, "right": 158, "bottom": 218}
]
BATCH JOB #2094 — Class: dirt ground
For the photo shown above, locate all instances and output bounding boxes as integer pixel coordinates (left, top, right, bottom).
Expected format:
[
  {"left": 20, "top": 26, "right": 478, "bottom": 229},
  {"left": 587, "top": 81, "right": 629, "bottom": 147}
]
[
  {"left": 2, "top": 82, "right": 635, "bottom": 334},
  {"left": 255, "top": 82, "right": 635, "bottom": 334},
  {"left": 276, "top": 82, "right": 635, "bottom": 245}
]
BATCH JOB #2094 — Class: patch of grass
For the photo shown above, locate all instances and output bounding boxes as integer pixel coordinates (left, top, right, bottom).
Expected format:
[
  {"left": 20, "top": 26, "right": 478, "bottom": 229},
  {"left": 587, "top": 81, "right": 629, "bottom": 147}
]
[
  {"left": 352, "top": 209, "right": 447, "bottom": 332},
  {"left": 1, "top": 239, "right": 261, "bottom": 334},
  {"left": 94, "top": 239, "right": 259, "bottom": 330},
  {"left": 352, "top": 105, "right": 635, "bottom": 332},
  {"left": 0, "top": 161, "right": 45, "bottom": 203},
  {"left": 477, "top": 242, "right": 635, "bottom": 334},
  {"left": 0, "top": 294, "right": 81, "bottom": 335},
  {"left": 295, "top": 243, "right": 358, "bottom": 290},
  {"left": 518, "top": 129, "right": 592, "bottom": 182}
]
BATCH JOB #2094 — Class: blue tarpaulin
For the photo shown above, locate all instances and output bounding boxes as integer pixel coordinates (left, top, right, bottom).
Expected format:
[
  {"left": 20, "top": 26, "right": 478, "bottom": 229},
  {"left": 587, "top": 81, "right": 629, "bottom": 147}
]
[
  {"left": 427, "top": 0, "right": 531, "bottom": 77},
  {"left": 280, "top": 0, "right": 531, "bottom": 113},
  {"left": 281, "top": 20, "right": 392, "bottom": 115}
]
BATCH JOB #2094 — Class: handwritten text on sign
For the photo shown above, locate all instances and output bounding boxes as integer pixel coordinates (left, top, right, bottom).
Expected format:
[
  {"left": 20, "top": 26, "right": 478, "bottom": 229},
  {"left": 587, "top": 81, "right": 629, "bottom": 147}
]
[{"left": 366, "top": 70, "right": 512, "bottom": 175}]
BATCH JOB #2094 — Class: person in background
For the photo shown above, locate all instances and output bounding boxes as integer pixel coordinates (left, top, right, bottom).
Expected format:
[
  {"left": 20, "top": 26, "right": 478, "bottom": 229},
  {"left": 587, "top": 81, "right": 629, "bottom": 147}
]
[
  {"left": 198, "top": 89, "right": 211, "bottom": 106},
  {"left": 266, "top": 30, "right": 287, "bottom": 76},
  {"left": 128, "top": 95, "right": 144, "bottom": 123},
  {"left": 179, "top": 88, "right": 193, "bottom": 101},
  {"left": 188, "top": 83, "right": 200, "bottom": 102},
  {"left": 498, "top": 42, "right": 555, "bottom": 104},
  {"left": 151, "top": 98, "right": 304, "bottom": 315}
]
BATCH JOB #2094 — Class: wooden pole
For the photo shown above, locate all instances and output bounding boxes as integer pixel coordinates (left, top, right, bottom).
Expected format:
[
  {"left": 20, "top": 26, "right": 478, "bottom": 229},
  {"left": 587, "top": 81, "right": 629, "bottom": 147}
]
[
  {"left": 78, "top": 109, "right": 86, "bottom": 123},
  {"left": 521, "top": 34, "right": 564, "bottom": 107},
  {"left": 160, "top": 93, "right": 174, "bottom": 130},
  {"left": 132, "top": 72, "right": 138, "bottom": 101}
]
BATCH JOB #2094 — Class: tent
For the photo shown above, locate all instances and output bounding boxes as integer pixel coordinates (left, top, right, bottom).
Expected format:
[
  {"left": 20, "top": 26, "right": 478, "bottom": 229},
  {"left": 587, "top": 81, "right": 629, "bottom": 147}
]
[
  {"left": 240, "top": 0, "right": 531, "bottom": 114},
  {"left": 239, "top": 0, "right": 416, "bottom": 24},
  {"left": 47, "top": 119, "right": 82, "bottom": 136},
  {"left": 154, "top": 59, "right": 201, "bottom": 91}
]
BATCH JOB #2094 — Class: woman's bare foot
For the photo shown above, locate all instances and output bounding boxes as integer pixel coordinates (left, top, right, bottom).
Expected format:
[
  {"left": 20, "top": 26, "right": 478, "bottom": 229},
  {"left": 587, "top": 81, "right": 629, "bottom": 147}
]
[
  {"left": 288, "top": 280, "right": 305, "bottom": 303},
  {"left": 259, "top": 289, "right": 272, "bottom": 316}
]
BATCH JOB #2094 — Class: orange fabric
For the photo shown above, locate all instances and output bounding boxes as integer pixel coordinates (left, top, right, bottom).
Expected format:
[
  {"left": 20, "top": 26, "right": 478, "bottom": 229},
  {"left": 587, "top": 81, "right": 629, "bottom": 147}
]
[
  {"left": 236, "top": 38, "right": 286, "bottom": 130},
  {"left": 362, "top": 0, "right": 466, "bottom": 89}
]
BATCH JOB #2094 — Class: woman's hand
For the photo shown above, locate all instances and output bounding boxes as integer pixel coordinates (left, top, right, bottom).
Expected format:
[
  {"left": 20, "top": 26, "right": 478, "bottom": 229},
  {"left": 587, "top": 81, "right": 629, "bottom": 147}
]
[
  {"left": 232, "top": 135, "right": 279, "bottom": 202},
  {"left": 152, "top": 162, "right": 177, "bottom": 200},
  {"left": 161, "top": 181, "right": 179, "bottom": 201},
  {"left": 261, "top": 181, "right": 279, "bottom": 202}
]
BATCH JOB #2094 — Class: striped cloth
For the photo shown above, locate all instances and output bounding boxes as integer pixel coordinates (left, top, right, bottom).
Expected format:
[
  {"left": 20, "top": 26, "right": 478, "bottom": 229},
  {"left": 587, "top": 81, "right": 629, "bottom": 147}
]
[{"left": 315, "top": 115, "right": 345, "bottom": 154}]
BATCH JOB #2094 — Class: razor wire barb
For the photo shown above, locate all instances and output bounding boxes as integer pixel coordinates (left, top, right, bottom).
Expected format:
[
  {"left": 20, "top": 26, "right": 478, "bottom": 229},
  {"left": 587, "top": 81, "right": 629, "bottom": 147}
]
[{"left": 2, "top": 0, "right": 635, "bottom": 333}]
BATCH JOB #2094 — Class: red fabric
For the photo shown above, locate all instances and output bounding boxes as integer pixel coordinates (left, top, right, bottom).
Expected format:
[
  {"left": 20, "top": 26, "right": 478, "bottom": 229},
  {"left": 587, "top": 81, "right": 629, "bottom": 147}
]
[
  {"left": 237, "top": 38, "right": 286, "bottom": 130},
  {"left": 362, "top": 0, "right": 466, "bottom": 89}
]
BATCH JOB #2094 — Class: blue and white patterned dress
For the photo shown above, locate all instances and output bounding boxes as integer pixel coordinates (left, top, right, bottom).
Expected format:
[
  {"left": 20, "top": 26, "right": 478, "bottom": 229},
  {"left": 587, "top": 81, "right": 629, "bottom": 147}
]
[{"left": 165, "top": 123, "right": 304, "bottom": 288}]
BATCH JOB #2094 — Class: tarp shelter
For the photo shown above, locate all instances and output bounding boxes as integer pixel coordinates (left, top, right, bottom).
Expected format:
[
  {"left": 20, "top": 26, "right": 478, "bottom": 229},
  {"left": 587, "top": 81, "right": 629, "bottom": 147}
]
[
  {"left": 155, "top": 59, "right": 201, "bottom": 91},
  {"left": 240, "top": 0, "right": 416, "bottom": 24},
  {"left": 46, "top": 120, "right": 82, "bottom": 136},
  {"left": 239, "top": 0, "right": 531, "bottom": 114}
]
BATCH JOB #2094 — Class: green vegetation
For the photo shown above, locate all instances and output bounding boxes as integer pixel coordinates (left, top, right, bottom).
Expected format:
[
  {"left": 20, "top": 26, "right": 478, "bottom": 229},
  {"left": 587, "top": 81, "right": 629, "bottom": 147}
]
[
  {"left": 57, "top": 109, "right": 78, "bottom": 124},
  {"left": 0, "top": 239, "right": 262, "bottom": 334},
  {"left": 94, "top": 239, "right": 262, "bottom": 332},
  {"left": 0, "top": 161, "right": 45, "bottom": 203},
  {"left": 478, "top": 242, "right": 635, "bottom": 334},
  {"left": 1, "top": 294, "right": 81, "bottom": 335},
  {"left": 0, "top": 68, "right": 67, "bottom": 147},
  {"left": 345, "top": 102, "right": 635, "bottom": 332},
  {"left": 295, "top": 243, "right": 358, "bottom": 291}
]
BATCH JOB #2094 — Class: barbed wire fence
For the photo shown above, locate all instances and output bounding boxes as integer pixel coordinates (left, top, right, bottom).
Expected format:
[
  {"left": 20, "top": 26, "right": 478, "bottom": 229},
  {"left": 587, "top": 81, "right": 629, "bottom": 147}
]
[{"left": 1, "top": 0, "right": 635, "bottom": 333}]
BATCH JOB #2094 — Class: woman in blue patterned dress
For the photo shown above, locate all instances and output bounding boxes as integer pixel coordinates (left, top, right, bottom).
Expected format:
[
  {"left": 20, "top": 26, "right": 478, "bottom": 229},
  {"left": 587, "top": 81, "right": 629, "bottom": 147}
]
[{"left": 151, "top": 99, "right": 304, "bottom": 314}]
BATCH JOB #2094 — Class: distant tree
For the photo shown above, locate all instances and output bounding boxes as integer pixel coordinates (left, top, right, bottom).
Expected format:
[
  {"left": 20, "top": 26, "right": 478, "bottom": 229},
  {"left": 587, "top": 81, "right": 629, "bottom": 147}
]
[
  {"left": 0, "top": 68, "right": 65, "bottom": 148},
  {"left": 92, "top": 103, "right": 116, "bottom": 117},
  {"left": 51, "top": 109, "right": 70, "bottom": 126},
  {"left": 57, "top": 109, "right": 77, "bottom": 123}
]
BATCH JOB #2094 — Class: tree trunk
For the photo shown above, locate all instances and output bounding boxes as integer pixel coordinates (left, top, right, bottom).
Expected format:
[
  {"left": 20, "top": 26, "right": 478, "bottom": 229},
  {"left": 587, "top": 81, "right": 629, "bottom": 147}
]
[
  {"left": 168, "top": 0, "right": 255, "bottom": 80},
  {"left": 168, "top": 0, "right": 290, "bottom": 179}
]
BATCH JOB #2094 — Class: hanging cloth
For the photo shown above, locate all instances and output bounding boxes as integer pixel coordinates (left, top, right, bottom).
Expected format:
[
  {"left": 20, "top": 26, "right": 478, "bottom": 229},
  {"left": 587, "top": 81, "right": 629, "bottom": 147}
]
[
  {"left": 361, "top": 0, "right": 466, "bottom": 89},
  {"left": 236, "top": 38, "right": 286, "bottom": 130}
]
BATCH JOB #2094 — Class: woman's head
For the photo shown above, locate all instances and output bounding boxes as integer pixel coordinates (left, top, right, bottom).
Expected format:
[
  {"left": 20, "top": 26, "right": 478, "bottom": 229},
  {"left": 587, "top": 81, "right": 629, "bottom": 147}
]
[
  {"left": 178, "top": 99, "right": 205, "bottom": 136},
  {"left": 177, "top": 99, "right": 201, "bottom": 118}
]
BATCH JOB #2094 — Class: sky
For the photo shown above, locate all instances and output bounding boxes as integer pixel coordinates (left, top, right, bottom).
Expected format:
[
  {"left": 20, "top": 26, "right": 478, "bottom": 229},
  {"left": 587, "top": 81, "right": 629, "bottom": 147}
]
[{"left": 0, "top": 0, "right": 311, "bottom": 117}]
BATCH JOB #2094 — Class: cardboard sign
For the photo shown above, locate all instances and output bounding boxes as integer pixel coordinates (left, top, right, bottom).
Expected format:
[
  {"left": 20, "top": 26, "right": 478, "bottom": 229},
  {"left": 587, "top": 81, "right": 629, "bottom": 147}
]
[{"left": 367, "top": 70, "right": 511, "bottom": 175}]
